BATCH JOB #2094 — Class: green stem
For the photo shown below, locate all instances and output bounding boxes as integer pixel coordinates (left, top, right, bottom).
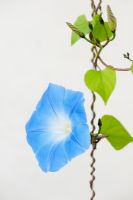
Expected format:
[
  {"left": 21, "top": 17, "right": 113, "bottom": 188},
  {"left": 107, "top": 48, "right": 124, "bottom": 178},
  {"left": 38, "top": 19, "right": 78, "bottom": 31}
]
[
  {"left": 94, "top": 47, "right": 103, "bottom": 67},
  {"left": 95, "top": 0, "right": 102, "bottom": 13},
  {"left": 98, "top": 56, "right": 131, "bottom": 71},
  {"left": 84, "top": 37, "right": 101, "bottom": 47}
]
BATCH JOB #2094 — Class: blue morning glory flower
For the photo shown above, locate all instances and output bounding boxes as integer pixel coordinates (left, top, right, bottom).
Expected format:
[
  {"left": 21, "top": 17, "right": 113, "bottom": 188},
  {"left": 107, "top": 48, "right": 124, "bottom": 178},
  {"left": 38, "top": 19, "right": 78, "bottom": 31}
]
[{"left": 25, "top": 83, "right": 90, "bottom": 172}]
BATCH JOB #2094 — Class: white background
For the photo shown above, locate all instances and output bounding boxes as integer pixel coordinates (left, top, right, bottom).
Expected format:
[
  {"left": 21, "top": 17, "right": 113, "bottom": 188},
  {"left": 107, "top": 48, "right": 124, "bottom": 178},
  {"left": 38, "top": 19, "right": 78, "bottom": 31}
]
[{"left": 0, "top": 0, "right": 133, "bottom": 199}]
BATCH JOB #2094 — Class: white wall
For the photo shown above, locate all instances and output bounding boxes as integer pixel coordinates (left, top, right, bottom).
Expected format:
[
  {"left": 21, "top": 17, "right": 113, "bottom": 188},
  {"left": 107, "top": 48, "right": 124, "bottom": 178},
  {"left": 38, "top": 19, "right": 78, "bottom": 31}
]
[{"left": 0, "top": 0, "right": 133, "bottom": 200}]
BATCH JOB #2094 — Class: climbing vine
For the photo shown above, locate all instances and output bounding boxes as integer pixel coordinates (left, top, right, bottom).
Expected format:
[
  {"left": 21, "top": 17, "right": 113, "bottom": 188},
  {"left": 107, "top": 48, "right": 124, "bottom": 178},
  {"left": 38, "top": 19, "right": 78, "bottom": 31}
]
[{"left": 67, "top": 1, "right": 133, "bottom": 199}]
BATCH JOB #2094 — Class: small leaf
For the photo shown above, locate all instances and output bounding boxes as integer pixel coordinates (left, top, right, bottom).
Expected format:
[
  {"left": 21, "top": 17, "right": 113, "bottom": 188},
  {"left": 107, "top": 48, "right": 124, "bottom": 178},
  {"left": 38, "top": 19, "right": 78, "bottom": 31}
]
[
  {"left": 101, "top": 115, "right": 133, "bottom": 150},
  {"left": 130, "top": 62, "right": 133, "bottom": 74},
  {"left": 71, "top": 15, "right": 91, "bottom": 45},
  {"left": 84, "top": 68, "right": 116, "bottom": 104},
  {"left": 107, "top": 5, "right": 117, "bottom": 32},
  {"left": 91, "top": 15, "right": 113, "bottom": 42}
]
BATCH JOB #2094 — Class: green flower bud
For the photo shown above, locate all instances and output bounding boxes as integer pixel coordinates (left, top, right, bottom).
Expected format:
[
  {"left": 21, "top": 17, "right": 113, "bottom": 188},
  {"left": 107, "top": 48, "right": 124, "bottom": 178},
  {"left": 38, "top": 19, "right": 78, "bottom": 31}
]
[
  {"left": 107, "top": 5, "right": 117, "bottom": 32},
  {"left": 66, "top": 22, "right": 85, "bottom": 38}
]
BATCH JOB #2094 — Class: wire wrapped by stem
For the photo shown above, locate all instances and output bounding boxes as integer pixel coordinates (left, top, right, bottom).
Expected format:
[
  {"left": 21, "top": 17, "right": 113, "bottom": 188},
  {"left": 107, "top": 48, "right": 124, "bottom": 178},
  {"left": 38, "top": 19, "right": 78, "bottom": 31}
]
[
  {"left": 89, "top": 1, "right": 103, "bottom": 200},
  {"left": 90, "top": 143, "right": 97, "bottom": 200}
]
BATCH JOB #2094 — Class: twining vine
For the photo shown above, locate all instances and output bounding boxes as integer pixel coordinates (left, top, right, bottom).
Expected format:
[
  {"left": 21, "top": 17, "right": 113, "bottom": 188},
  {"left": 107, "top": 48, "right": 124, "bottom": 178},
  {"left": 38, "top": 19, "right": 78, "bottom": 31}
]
[
  {"left": 67, "top": 0, "right": 133, "bottom": 199},
  {"left": 89, "top": 1, "right": 103, "bottom": 200}
]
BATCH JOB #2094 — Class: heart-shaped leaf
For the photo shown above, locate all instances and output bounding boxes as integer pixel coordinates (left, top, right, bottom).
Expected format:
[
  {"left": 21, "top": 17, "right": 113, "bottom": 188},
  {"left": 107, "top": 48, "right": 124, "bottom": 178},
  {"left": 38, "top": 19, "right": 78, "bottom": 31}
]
[
  {"left": 84, "top": 68, "right": 116, "bottom": 104},
  {"left": 71, "top": 15, "right": 91, "bottom": 45},
  {"left": 100, "top": 115, "right": 133, "bottom": 150}
]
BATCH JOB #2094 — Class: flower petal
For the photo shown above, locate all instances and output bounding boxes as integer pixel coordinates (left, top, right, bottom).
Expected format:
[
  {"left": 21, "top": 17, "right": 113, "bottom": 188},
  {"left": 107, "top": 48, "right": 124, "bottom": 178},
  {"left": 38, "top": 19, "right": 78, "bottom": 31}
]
[
  {"left": 72, "top": 124, "right": 90, "bottom": 149},
  {"left": 46, "top": 83, "right": 66, "bottom": 115},
  {"left": 70, "top": 98, "right": 87, "bottom": 124},
  {"left": 36, "top": 141, "right": 68, "bottom": 172},
  {"left": 63, "top": 89, "right": 84, "bottom": 116},
  {"left": 27, "top": 131, "right": 53, "bottom": 153},
  {"left": 64, "top": 136, "right": 85, "bottom": 161},
  {"left": 26, "top": 90, "right": 57, "bottom": 132},
  {"left": 49, "top": 141, "right": 68, "bottom": 172},
  {"left": 35, "top": 142, "right": 54, "bottom": 172}
]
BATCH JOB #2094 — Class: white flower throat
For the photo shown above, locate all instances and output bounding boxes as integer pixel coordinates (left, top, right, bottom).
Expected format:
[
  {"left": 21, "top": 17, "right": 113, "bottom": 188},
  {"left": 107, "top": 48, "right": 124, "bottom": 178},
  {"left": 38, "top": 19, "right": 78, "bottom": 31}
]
[
  {"left": 50, "top": 115, "right": 72, "bottom": 141},
  {"left": 58, "top": 119, "right": 72, "bottom": 134}
]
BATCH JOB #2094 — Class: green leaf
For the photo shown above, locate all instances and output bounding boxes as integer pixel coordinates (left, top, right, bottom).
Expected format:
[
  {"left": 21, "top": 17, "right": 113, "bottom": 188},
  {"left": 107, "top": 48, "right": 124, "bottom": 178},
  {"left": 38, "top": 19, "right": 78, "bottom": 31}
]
[
  {"left": 91, "top": 15, "right": 100, "bottom": 26},
  {"left": 130, "top": 62, "right": 133, "bottom": 74},
  {"left": 91, "top": 15, "right": 113, "bottom": 42},
  {"left": 101, "top": 115, "right": 133, "bottom": 150},
  {"left": 84, "top": 68, "right": 116, "bottom": 104},
  {"left": 71, "top": 15, "right": 91, "bottom": 45}
]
